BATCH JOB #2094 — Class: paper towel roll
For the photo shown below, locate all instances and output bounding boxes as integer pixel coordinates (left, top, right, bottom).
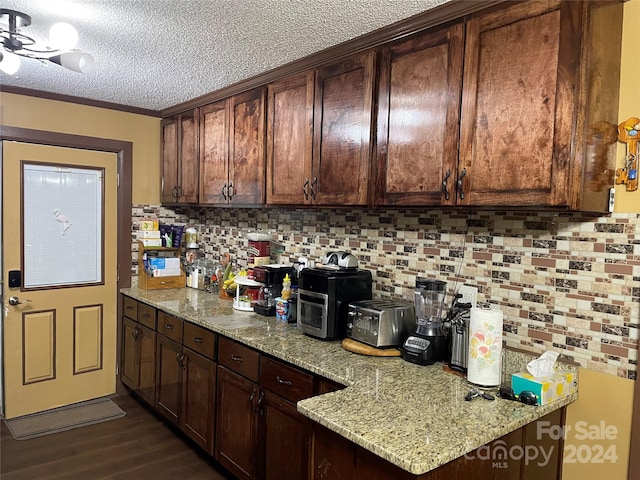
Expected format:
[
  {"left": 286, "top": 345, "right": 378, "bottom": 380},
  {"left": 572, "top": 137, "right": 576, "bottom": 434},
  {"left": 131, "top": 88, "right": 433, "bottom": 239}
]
[{"left": 467, "top": 307, "right": 503, "bottom": 387}]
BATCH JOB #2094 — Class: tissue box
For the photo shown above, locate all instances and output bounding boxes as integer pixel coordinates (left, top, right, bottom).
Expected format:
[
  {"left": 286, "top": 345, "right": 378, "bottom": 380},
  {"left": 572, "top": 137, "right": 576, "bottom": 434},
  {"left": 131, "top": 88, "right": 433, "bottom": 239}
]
[
  {"left": 139, "top": 220, "right": 159, "bottom": 231},
  {"left": 512, "top": 371, "right": 576, "bottom": 405},
  {"left": 137, "top": 230, "right": 161, "bottom": 239},
  {"left": 139, "top": 238, "right": 162, "bottom": 247},
  {"left": 148, "top": 257, "right": 181, "bottom": 270}
]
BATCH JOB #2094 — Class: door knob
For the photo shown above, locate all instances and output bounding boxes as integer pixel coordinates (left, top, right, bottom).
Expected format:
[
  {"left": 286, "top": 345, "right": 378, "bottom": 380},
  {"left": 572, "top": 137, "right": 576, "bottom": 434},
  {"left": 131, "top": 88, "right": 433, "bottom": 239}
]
[{"left": 9, "top": 296, "right": 31, "bottom": 306}]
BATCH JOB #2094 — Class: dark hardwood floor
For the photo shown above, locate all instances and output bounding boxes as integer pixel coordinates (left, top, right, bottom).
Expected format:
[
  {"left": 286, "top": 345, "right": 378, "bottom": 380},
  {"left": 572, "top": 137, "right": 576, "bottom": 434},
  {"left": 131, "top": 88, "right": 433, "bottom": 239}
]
[{"left": 1, "top": 395, "right": 234, "bottom": 480}]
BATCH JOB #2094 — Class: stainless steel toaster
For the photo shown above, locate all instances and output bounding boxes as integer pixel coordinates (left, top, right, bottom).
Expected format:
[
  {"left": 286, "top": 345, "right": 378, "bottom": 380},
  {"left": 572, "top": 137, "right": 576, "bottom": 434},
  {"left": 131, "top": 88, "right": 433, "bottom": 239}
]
[{"left": 346, "top": 299, "right": 416, "bottom": 348}]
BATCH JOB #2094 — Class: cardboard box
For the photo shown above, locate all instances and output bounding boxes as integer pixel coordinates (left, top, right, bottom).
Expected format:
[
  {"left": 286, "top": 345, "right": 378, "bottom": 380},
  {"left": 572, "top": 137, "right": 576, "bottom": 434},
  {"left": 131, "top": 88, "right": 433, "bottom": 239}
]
[
  {"left": 512, "top": 371, "right": 577, "bottom": 405},
  {"left": 139, "top": 238, "right": 162, "bottom": 247},
  {"left": 139, "top": 220, "right": 159, "bottom": 231},
  {"left": 137, "top": 230, "right": 161, "bottom": 239},
  {"left": 152, "top": 268, "right": 182, "bottom": 277}
]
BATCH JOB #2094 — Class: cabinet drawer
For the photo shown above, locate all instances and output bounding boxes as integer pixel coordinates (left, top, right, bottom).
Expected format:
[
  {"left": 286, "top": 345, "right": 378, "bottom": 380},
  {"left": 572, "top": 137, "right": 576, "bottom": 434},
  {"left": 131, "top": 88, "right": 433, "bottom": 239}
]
[
  {"left": 183, "top": 322, "right": 217, "bottom": 360},
  {"left": 137, "top": 303, "right": 157, "bottom": 330},
  {"left": 123, "top": 296, "right": 138, "bottom": 320},
  {"left": 218, "top": 336, "right": 259, "bottom": 382},
  {"left": 260, "top": 356, "right": 314, "bottom": 403},
  {"left": 157, "top": 311, "right": 183, "bottom": 343}
]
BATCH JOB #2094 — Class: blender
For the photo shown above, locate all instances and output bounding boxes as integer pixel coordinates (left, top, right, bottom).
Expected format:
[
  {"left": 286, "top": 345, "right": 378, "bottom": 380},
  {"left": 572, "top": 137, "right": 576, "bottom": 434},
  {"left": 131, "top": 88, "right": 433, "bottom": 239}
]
[{"left": 401, "top": 278, "right": 448, "bottom": 365}]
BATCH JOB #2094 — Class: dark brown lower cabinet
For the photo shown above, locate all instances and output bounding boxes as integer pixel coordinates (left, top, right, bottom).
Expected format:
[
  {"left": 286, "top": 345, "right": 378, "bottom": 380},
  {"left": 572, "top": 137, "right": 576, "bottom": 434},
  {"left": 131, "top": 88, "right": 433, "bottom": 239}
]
[
  {"left": 121, "top": 317, "right": 139, "bottom": 390},
  {"left": 182, "top": 348, "right": 217, "bottom": 455},
  {"left": 156, "top": 333, "right": 217, "bottom": 455},
  {"left": 155, "top": 334, "right": 182, "bottom": 424},
  {"left": 121, "top": 318, "right": 157, "bottom": 406},
  {"left": 215, "top": 365, "right": 261, "bottom": 480},
  {"left": 262, "top": 390, "right": 310, "bottom": 480},
  {"left": 311, "top": 409, "right": 564, "bottom": 480}
]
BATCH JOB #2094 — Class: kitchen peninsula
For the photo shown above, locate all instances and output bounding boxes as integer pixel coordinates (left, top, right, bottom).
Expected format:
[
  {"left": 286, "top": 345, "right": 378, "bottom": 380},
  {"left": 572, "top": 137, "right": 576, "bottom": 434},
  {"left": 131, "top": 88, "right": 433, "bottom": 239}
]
[{"left": 121, "top": 286, "right": 577, "bottom": 479}]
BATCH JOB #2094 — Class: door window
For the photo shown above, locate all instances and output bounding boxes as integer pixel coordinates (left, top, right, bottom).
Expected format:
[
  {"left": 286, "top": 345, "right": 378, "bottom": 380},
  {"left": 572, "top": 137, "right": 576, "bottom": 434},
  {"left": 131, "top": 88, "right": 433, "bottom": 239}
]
[{"left": 22, "top": 162, "right": 104, "bottom": 289}]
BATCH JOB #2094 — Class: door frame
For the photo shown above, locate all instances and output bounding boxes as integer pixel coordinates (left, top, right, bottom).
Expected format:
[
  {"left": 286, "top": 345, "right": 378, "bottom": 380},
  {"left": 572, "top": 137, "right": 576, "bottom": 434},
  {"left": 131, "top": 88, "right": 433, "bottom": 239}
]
[{"left": 0, "top": 125, "right": 133, "bottom": 400}]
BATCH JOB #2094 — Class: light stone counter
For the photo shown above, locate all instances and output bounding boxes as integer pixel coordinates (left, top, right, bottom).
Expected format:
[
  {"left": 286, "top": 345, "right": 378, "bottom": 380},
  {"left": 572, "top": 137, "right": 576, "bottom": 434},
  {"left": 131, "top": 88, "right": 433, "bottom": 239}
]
[{"left": 121, "top": 286, "right": 577, "bottom": 476}]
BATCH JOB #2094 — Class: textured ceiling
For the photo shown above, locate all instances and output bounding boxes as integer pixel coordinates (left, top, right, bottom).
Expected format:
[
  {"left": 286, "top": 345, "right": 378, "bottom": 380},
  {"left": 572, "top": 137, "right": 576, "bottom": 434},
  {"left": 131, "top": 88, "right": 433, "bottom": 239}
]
[{"left": 0, "top": 0, "right": 450, "bottom": 112}]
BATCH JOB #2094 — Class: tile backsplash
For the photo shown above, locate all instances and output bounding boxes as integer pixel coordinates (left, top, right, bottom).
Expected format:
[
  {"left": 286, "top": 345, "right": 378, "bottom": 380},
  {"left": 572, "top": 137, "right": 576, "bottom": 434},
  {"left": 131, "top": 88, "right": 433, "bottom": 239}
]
[{"left": 131, "top": 205, "right": 639, "bottom": 380}]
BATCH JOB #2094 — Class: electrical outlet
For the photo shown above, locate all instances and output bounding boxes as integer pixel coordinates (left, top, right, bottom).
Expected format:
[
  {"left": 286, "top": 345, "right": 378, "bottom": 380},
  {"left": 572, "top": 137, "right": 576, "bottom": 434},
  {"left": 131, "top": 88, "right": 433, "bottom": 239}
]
[{"left": 458, "top": 285, "right": 478, "bottom": 308}]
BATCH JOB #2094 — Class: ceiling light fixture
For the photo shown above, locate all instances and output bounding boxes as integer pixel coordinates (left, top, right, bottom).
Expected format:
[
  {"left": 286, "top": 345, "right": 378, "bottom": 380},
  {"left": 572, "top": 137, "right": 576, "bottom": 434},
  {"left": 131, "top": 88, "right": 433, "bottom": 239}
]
[{"left": 0, "top": 8, "right": 94, "bottom": 74}]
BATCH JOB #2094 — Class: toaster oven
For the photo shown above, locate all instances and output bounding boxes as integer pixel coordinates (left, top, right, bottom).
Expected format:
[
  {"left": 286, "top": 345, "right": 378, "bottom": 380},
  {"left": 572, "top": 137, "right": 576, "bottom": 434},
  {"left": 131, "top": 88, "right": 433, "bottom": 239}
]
[{"left": 346, "top": 299, "right": 416, "bottom": 348}]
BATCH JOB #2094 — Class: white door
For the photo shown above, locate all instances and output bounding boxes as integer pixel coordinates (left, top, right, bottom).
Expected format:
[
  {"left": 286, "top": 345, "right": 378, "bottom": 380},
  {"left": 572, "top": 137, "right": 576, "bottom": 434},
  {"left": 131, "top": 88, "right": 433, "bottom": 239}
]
[{"left": 2, "top": 141, "right": 118, "bottom": 419}]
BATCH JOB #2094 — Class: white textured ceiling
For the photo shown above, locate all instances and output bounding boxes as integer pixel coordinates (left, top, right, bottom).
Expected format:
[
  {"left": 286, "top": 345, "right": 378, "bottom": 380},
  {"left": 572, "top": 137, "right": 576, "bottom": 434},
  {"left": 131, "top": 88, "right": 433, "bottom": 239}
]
[{"left": 0, "top": 0, "right": 450, "bottom": 112}]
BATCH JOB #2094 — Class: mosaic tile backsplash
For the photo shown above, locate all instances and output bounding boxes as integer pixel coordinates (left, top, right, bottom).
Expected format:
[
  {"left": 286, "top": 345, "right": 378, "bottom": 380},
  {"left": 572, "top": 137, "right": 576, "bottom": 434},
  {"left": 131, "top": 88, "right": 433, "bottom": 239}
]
[{"left": 131, "top": 205, "right": 640, "bottom": 380}]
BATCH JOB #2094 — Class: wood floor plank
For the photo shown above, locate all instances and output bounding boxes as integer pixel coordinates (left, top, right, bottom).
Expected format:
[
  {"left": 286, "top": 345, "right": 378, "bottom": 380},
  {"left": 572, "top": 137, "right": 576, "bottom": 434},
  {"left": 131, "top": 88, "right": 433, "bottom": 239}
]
[{"left": 1, "top": 394, "right": 233, "bottom": 480}]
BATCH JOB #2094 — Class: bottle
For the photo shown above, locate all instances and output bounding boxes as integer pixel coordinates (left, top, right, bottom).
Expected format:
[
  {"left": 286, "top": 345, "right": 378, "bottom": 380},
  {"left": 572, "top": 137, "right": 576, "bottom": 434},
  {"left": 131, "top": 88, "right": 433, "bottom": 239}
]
[{"left": 281, "top": 274, "right": 291, "bottom": 300}]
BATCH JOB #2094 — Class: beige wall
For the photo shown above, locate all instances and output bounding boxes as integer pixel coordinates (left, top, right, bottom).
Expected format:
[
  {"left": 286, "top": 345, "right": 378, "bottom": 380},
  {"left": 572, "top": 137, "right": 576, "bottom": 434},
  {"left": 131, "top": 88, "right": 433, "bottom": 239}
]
[
  {"left": 0, "top": 93, "right": 160, "bottom": 205},
  {"left": 563, "top": 2, "right": 639, "bottom": 478},
  {"left": 614, "top": 0, "right": 640, "bottom": 213}
]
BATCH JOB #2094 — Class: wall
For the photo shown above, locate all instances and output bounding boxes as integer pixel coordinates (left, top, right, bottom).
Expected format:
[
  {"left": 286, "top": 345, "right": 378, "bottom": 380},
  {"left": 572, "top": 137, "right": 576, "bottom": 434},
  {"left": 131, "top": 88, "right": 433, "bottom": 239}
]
[
  {"left": 2, "top": 1, "right": 637, "bottom": 477},
  {"left": 0, "top": 93, "right": 161, "bottom": 205}
]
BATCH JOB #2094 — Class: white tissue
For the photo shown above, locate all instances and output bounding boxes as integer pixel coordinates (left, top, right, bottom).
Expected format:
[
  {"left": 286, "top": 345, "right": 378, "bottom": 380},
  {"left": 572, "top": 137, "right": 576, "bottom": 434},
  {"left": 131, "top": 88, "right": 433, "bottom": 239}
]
[{"left": 526, "top": 351, "right": 560, "bottom": 377}]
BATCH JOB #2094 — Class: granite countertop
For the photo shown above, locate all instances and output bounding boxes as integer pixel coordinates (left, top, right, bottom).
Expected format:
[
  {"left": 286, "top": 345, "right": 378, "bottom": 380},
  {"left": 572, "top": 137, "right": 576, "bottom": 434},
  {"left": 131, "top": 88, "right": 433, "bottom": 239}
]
[{"left": 121, "top": 286, "right": 578, "bottom": 476}]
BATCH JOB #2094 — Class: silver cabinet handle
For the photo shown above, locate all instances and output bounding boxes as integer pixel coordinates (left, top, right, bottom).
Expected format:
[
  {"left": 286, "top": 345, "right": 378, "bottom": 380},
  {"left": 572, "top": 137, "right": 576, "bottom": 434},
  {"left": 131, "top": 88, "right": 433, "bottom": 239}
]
[
  {"left": 9, "top": 296, "right": 30, "bottom": 306},
  {"left": 457, "top": 168, "right": 467, "bottom": 200},
  {"left": 231, "top": 354, "right": 244, "bottom": 363},
  {"left": 276, "top": 375, "right": 293, "bottom": 387}
]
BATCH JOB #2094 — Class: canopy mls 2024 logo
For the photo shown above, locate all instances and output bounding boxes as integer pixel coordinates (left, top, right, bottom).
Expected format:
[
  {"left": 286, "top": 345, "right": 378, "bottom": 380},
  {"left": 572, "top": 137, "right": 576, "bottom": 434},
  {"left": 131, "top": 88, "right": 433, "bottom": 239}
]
[{"left": 464, "top": 420, "right": 619, "bottom": 469}]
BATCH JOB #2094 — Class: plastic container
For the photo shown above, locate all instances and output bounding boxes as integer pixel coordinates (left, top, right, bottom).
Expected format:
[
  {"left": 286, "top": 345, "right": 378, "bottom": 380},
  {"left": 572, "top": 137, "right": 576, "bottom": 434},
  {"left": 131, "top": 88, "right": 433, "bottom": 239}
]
[
  {"left": 275, "top": 297, "right": 290, "bottom": 323},
  {"left": 185, "top": 227, "right": 198, "bottom": 248},
  {"left": 281, "top": 274, "right": 291, "bottom": 300}
]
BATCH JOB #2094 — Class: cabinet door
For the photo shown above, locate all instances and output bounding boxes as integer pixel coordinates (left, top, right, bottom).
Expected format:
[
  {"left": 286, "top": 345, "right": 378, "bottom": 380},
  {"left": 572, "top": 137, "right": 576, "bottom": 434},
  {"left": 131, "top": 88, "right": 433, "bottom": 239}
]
[
  {"left": 200, "top": 100, "right": 230, "bottom": 204},
  {"left": 178, "top": 109, "right": 200, "bottom": 203},
  {"left": 216, "top": 365, "right": 260, "bottom": 480},
  {"left": 161, "top": 116, "right": 179, "bottom": 203},
  {"left": 155, "top": 334, "right": 182, "bottom": 425},
  {"left": 459, "top": 0, "right": 580, "bottom": 207},
  {"left": 262, "top": 391, "right": 309, "bottom": 480},
  {"left": 376, "top": 23, "right": 464, "bottom": 206},
  {"left": 182, "top": 349, "right": 216, "bottom": 455},
  {"left": 313, "top": 50, "right": 375, "bottom": 205},
  {"left": 121, "top": 317, "right": 139, "bottom": 390},
  {"left": 136, "top": 324, "right": 156, "bottom": 406},
  {"left": 229, "top": 88, "right": 266, "bottom": 205},
  {"left": 266, "top": 72, "right": 314, "bottom": 205},
  {"left": 311, "top": 423, "right": 357, "bottom": 480}
]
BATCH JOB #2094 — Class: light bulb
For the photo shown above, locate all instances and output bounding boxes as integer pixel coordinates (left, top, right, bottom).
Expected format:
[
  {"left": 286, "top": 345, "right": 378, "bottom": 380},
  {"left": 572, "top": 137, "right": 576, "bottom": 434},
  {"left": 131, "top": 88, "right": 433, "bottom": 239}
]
[
  {"left": 49, "top": 22, "right": 78, "bottom": 50},
  {"left": 49, "top": 51, "right": 94, "bottom": 73},
  {"left": 0, "top": 51, "right": 21, "bottom": 75}
]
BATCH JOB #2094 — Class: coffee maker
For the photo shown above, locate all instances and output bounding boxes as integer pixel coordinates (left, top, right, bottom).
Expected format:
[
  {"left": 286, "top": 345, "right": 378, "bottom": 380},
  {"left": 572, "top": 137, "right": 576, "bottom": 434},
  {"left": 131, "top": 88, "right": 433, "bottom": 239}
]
[
  {"left": 253, "top": 265, "right": 296, "bottom": 316},
  {"left": 402, "top": 278, "right": 448, "bottom": 365}
]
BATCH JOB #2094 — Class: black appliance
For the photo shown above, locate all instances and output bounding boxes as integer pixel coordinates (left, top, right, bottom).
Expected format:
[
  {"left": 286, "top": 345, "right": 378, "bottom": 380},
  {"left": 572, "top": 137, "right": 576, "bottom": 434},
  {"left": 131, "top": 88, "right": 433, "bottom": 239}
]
[
  {"left": 402, "top": 278, "right": 448, "bottom": 366},
  {"left": 253, "top": 265, "right": 296, "bottom": 316},
  {"left": 297, "top": 267, "right": 372, "bottom": 339}
]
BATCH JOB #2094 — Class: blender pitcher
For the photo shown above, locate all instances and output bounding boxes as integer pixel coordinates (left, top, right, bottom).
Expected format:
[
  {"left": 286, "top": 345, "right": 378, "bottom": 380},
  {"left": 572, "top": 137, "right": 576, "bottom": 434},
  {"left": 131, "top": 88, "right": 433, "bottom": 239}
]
[
  {"left": 414, "top": 278, "right": 447, "bottom": 334},
  {"left": 402, "top": 278, "right": 448, "bottom": 365}
]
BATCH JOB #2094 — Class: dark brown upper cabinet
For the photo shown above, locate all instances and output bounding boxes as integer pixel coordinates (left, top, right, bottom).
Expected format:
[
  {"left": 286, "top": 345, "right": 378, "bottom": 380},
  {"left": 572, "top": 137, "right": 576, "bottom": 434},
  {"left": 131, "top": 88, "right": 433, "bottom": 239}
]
[
  {"left": 266, "top": 51, "right": 375, "bottom": 206},
  {"left": 161, "top": 109, "right": 199, "bottom": 204},
  {"left": 200, "top": 88, "right": 266, "bottom": 205},
  {"left": 266, "top": 71, "right": 314, "bottom": 205},
  {"left": 375, "top": 23, "right": 464, "bottom": 206},
  {"left": 375, "top": 0, "right": 622, "bottom": 211},
  {"left": 457, "top": 0, "right": 622, "bottom": 211},
  {"left": 312, "top": 50, "right": 375, "bottom": 206}
]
